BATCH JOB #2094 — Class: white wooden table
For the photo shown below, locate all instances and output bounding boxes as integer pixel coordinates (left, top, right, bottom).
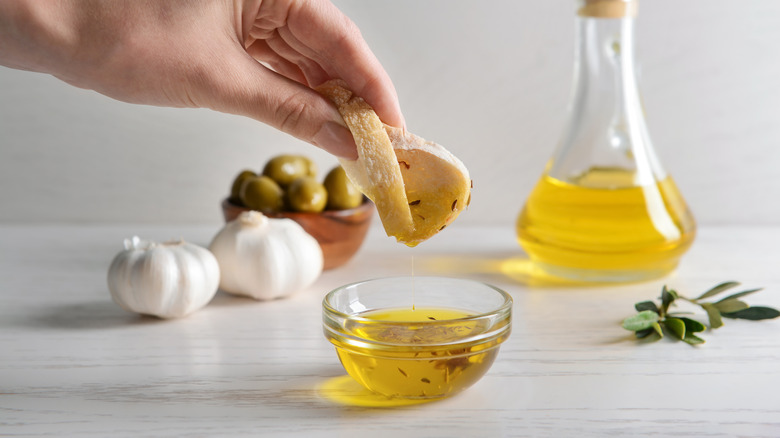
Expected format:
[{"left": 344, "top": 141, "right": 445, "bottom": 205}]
[{"left": 2, "top": 224, "right": 779, "bottom": 437}]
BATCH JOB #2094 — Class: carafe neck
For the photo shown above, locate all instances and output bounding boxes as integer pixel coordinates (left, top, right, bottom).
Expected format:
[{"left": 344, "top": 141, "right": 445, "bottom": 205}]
[{"left": 549, "top": 0, "right": 663, "bottom": 187}]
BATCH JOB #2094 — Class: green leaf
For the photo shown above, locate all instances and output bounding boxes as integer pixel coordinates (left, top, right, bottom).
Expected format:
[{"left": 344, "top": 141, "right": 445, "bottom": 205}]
[
  {"left": 695, "top": 281, "right": 741, "bottom": 300},
  {"left": 661, "top": 286, "right": 678, "bottom": 313},
  {"left": 665, "top": 317, "right": 686, "bottom": 340},
  {"left": 622, "top": 311, "right": 660, "bottom": 331},
  {"left": 635, "top": 327, "right": 654, "bottom": 338},
  {"left": 635, "top": 301, "right": 660, "bottom": 314},
  {"left": 714, "top": 299, "right": 749, "bottom": 314},
  {"left": 652, "top": 321, "right": 664, "bottom": 338},
  {"left": 682, "top": 333, "right": 705, "bottom": 345},
  {"left": 679, "top": 317, "right": 707, "bottom": 333},
  {"left": 717, "top": 288, "right": 763, "bottom": 303},
  {"left": 701, "top": 303, "right": 723, "bottom": 329},
  {"left": 635, "top": 326, "right": 662, "bottom": 343},
  {"left": 722, "top": 307, "right": 780, "bottom": 321}
]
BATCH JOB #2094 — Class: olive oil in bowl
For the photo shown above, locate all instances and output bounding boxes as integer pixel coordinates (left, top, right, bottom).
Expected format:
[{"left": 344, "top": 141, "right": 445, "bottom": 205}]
[
  {"left": 333, "top": 307, "right": 501, "bottom": 399},
  {"left": 323, "top": 277, "right": 512, "bottom": 400}
]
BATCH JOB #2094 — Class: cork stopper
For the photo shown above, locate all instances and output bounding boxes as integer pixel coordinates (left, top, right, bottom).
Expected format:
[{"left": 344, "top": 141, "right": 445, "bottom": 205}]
[{"left": 578, "top": 0, "right": 638, "bottom": 18}]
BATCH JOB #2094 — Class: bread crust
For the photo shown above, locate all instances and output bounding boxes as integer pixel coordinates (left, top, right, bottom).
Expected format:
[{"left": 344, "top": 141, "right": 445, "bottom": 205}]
[{"left": 316, "top": 80, "right": 414, "bottom": 241}]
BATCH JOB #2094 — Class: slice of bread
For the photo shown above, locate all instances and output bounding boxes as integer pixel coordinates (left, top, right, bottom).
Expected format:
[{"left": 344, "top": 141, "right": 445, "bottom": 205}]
[
  {"left": 316, "top": 80, "right": 414, "bottom": 240},
  {"left": 316, "top": 80, "right": 470, "bottom": 246},
  {"left": 384, "top": 125, "right": 471, "bottom": 246}
]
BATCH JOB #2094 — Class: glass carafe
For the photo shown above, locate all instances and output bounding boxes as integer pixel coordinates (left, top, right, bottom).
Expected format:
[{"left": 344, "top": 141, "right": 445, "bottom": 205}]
[{"left": 516, "top": 0, "right": 696, "bottom": 282}]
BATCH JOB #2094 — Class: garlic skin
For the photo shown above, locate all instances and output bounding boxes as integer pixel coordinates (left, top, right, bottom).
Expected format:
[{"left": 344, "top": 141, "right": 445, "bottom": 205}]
[
  {"left": 209, "top": 211, "right": 323, "bottom": 300},
  {"left": 107, "top": 237, "right": 220, "bottom": 319}
]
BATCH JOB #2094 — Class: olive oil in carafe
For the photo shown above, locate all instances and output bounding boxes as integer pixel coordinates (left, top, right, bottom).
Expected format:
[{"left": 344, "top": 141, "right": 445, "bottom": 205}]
[
  {"left": 336, "top": 307, "right": 499, "bottom": 399},
  {"left": 517, "top": 167, "right": 696, "bottom": 281}
]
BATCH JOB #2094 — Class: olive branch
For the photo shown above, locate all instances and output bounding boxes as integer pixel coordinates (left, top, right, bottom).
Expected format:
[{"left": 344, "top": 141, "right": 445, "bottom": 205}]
[{"left": 622, "top": 281, "right": 780, "bottom": 345}]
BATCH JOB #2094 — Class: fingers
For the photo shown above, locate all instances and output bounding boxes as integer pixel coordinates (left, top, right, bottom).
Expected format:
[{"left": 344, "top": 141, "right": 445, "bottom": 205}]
[
  {"left": 261, "top": 30, "right": 330, "bottom": 87},
  {"left": 211, "top": 0, "right": 404, "bottom": 160},
  {"left": 246, "top": 38, "right": 308, "bottom": 85},
  {"left": 255, "top": 0, "right": 406, "bottom": 129},
  {"left": 206, "top": 51, "right": 358, "bottom": 159}
]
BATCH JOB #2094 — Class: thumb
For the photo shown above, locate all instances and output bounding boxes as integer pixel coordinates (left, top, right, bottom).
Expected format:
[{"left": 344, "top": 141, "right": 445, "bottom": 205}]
[{"left": 206, "top": 55, "right": 357, "bottom": 159}]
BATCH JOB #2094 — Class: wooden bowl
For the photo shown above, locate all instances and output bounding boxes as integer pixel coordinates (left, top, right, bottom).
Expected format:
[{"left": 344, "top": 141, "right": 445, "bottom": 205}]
[{"left": 221, "top": 197, "right": 374, "bottom": 270}]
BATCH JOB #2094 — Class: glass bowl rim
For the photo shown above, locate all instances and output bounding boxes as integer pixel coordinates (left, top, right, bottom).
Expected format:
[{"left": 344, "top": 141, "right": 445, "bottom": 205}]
[{"left": 322, "top": 275, "right": 513, "bottom": 325}]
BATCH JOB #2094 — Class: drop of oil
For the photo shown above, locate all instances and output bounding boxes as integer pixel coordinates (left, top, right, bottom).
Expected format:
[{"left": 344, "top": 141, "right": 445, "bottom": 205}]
[{"left": 411, "top": 255, "right": 415, "bottom": 311}]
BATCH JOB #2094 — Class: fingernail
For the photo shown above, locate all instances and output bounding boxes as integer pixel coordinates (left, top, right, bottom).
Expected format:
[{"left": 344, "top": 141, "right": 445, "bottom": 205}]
[{"left": 313, "top": 121, "right": 358, "bottom": 160}]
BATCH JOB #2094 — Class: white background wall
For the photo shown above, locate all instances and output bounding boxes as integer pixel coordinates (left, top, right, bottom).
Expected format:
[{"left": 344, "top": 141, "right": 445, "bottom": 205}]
[{"left": 1, "top": 0, "right": 779, "bottom": 226}]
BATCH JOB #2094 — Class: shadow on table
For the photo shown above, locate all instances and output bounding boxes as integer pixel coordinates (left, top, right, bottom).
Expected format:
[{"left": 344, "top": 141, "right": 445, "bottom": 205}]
[
  {"left": 413, "top": 252, "right": 606, "bottom": 289},
  {"left": 24, "top": 289, "right": 288, "bottom": 330},
  {"left": 314, "top": 375, "right": 442, "bottom": 408},
  {"left": 206, "top": 290, "right": 265, "bottom": 308},
  {"left": 27, "top": 299, "right": 166, "bottom": 330}
]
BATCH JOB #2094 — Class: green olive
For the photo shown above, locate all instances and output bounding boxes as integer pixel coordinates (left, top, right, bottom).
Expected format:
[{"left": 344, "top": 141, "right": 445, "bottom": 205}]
[
  {"left": 262, "top": 154, "right": 316, "bottom": 187},
  {"left": 323, "top": 166, "right": 363, "bottom": 210},
  {"left": 286, "top": 176, "right": 328, "bottom": 213},
  {"left": 300, "top": 156, "right": 317, "bottom": 178},
  {"left": 240, "top": 175, "right": 284, "bottom": 212},
  {"left": 229, "top": 169, "right": 257, "bottom": 204}
]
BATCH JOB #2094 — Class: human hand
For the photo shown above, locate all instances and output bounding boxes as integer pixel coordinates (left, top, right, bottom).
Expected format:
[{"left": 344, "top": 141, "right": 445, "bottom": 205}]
[{"left": 0, "top": 0, "right": 404, "bottom": 159}]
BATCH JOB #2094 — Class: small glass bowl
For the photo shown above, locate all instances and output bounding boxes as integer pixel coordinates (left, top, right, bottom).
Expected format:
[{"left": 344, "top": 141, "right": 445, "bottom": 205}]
[{"left": 322, "top": 276, "right": 512, "bottom": 400}]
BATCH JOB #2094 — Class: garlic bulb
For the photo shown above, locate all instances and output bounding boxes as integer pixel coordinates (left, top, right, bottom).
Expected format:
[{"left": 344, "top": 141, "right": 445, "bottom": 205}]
[
  {"left": 209, "top": 211, "right": 323, "bottom": 300},
  {"left": 107, "top": 236, "right": 220, "bottom": 319}
]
